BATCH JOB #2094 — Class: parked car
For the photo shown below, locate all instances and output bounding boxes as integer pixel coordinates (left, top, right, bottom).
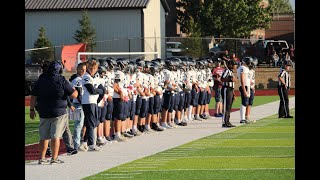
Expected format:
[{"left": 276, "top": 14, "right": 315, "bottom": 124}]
[
  {"left": 166, "top": 42, "right": 188, "bottom": 57},
  {"left": 25, "top": 64, "right": 42, "bottom": 96}
]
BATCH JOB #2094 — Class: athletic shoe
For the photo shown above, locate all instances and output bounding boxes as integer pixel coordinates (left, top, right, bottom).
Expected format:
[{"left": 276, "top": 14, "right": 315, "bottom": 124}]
[
  {"left": 284, "top": 115, "right": 293, "bottom": 118},
  {"left": 79, "top": 142, "right": 88, "bottom": 152},
  {"left": 218, "top": 113, "right": 224, "bottom": 117},
  {"left": 105, "top": 136, "right": 113, "bottom": 141},
  {"left": 145, "top": 126, "right": 156, "bottom": 133},
  {"left": 278, "top": 116, "right": 285, "bottom": 118},
  {"left": 225, "top": 122, "right": 236, "bottom": 127},
  {"left": 213, "top": 113, "right": 218, "bottom": 117},
  {"left": 151, "top": 123, "right": 164, "bottom": 131},
  {"left": 97, "top": 138, "right": 107, "bottom": 146},
  {"left": 222, "top": 124, "right": 226, "bottom": 127},
  {"left": 131, "top": 129, "right": 142, "bottom": 136},
  {"left": 240, "top": 120, "right": 247, "bottom": 123},
  {"left": 50, "top": 158, "right": 64, "bottom": 164},
  {"left": 122, "top": 132, "right": 134, "bottom": 138},
  {"left": 38, "top": 158, "right": 50, "bottom": 165},
  {"left": 67, "top": 149, "right": 78, "bottom": 155},
  {"left": 113, "top": 135, "right": 128, "bottom": 142},
  {"left": 88, "top": 145, "right": 102, "bottom": 151},
  {"left": 181, "top": 121, "right": 188, "bottom": 126},
  {"left": 168, "top": 122, "right": 176, "bottom": 128}
]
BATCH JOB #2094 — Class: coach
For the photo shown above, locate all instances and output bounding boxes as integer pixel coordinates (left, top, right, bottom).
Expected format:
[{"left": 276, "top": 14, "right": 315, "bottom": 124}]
[{"left": 30, "top": 61, "right": 78, "bottom": 164}]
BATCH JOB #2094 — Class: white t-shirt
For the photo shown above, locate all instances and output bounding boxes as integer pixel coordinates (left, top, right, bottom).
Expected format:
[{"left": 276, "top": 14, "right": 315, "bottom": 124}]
[{"left": 81, "top": 72, "right": 99, "bottom": 104}]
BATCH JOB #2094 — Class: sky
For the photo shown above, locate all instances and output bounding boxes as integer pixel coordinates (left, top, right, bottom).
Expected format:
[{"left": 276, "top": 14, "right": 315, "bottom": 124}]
[{"left": 290, "top": 0, "right": 295, "bottom": 11}]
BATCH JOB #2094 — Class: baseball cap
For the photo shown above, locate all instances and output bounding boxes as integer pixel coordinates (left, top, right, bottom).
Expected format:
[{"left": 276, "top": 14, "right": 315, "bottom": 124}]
[{"left": 284, "top": 60, "right": 292, "bottom": 66}]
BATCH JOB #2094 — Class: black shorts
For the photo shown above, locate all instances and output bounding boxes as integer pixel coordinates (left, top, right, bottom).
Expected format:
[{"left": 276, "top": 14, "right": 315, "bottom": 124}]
[
  {"left": 130, "top": 100, "right": 136, "bottom": 120},
  {"left": 198, "top": 90, "right": 207, "bottom": 105},
  {"left": 135, "top": 96, "right": 142, "bottom": 116},
  {"left": 162, "top": 91, "right": 172, "bottom": 111},
  {"left": 184, "top": 92, "right": 191, "bottom": 110},
  {"left": 112, "top": 98, "right": 126, "bottom": 121},
  {"left": 168, "top": 93, "right": 175, "bottom": 113},
  {"left": 215, "top": 88, "right": 222, "bottom": 102},
  {"left": 105, "top": 100, "right": 113, "bottom": 121},
  {"left": 191, "top": 89, "right": 199, "bottom": 107},
  {"left": 206, "top": 87, "right": 213, "bottom": 104},
  {"left": 249, "top": 88, "right": 254, "bottom": 106},
  {"left": 139, "top": 98, "right": 149, "bottom": 118},
  {"left": 98, "top": 105, "right": 107, "bottom": 123},
  {"left": 178, "top": 92, "right": 185, "bottom": 111},
  {"left": 153, "top": 95, "right": 161, "bottom": 114},
  {"left": 124, "top": 100, "right": 130, "bottom": 119},
  {"left": 148, "top": 97, "right": 154, "bottom": 114},
  {"left": 239, "top": 86, "right": 249, "bottom": 106},
  {"left": 174, "top": 93, "right": 180, "bottom": 111}
]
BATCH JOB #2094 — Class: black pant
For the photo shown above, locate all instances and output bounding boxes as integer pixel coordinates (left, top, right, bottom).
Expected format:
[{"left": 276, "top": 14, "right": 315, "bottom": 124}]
[
  {"left": 82, "top": 104, "right": 99, "bottom": 146},
  {"left": 278, "top": 85, "right": 290, "bottom": 117},
  {"left": 222, "top": 86, "right": 234, "bottom": 124}
]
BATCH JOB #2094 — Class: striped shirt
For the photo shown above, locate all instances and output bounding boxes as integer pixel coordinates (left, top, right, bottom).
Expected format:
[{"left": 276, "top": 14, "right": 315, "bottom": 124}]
[
  {"left": 278, "top": 68, "right": 291, "bottom": 88},
  {"left": 222, "top": 68, "right": 235, "bottom": 88}
]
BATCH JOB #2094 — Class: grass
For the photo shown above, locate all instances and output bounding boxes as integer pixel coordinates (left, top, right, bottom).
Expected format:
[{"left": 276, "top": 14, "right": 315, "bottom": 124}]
[
  {"left": 208, "top": 95, "right": 293, "bottom": 109},
  {"left": 84, "top": 109, "right": 295, "bottom": 180},
  {"left": 25, "top": 107, "right": 75, "bottom": 145}
]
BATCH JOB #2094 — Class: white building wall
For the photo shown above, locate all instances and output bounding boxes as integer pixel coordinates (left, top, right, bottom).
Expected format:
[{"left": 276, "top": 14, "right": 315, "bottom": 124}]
[
  {"left": 25, "top": 10, "right": 142, "bottom": 54},
  {"left": 143, "top": 0, "right": 166, "bottom": 60}
]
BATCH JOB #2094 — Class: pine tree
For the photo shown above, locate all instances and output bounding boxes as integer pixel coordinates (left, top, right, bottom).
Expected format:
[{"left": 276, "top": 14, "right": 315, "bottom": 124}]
[
  {"left": 30, "top": 27, "right": 54, "bottom": 64},
  {"left": 73, "top": 10, "right": 96, "bottom": 52}
]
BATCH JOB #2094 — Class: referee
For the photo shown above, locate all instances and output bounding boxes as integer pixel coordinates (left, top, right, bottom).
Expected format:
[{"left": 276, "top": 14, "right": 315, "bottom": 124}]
[
  {"left": 278, "top": 60, "right": 293, "bottom": 118},
  {"left": 221, "top": 60, "right": 238, "bottom": 127}
]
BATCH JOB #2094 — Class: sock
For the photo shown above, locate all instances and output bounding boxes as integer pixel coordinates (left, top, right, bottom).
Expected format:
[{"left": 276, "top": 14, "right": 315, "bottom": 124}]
[
  {"left": 240, "top": 105, "right": 246, "bottom": 120},
  {"left": 145, "top": 124, "right": 149, "bottom": 129},
  {"left": 133, "top": 125, "right": 137, "bottom": 131},
  {"left": 97, "top": 136, "right": 103, "bottom": 141},
  {"left": 188, "top": 106, "right": 193, "bottom": 119}
]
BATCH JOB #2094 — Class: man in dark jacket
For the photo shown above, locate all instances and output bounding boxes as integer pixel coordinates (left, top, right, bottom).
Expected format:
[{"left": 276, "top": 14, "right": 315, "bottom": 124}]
[{"left": 30, "top": 61, "right": 78, "bottom": 164}]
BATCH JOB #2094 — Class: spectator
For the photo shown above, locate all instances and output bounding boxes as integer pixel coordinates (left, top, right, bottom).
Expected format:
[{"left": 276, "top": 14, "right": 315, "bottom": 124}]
[
  {"left": 271, "top": 50, "right": 280, "bottom": 67},
  {"left": 230, "top": 53, "right": 240, "bottom": 65},
  {"left": 212, "top": 58, "right": 225, "bottom": 117},
  {"left": 222, "top": 50, "right": 230, "bottom": 62},
  {"left": 274, "top": 42, "right": 282, "bottom": 56},
  {"left": 289, "top": 44, "right": 294, "bottom": 62},
  {"left": 30, "top": 61, "right": 78, "bottom": 164}
]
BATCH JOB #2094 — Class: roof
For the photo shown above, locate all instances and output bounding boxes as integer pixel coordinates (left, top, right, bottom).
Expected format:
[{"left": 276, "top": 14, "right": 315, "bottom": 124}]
[{"left": 25, "top": 0, "right": 170, "bottom": 12}]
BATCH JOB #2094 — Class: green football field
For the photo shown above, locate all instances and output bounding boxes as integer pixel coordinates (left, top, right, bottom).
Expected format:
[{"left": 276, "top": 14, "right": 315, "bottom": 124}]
[
  {"left": 25, "top": 95, "right": 291, "bottom": 145},
  {"left": 85, "top": 109, "right": 295, "bottom": 180}
]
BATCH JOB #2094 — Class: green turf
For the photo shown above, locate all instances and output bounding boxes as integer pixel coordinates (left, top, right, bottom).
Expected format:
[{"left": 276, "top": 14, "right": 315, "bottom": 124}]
[
  {"left": 208, "top": 95, "right": 293, "bottom": 109},
  {"left": 25, "top": 107, "right": 75, "bottom": 145},
  {"left": 85, "top": 109, "right": 295, "bottom": 180}
]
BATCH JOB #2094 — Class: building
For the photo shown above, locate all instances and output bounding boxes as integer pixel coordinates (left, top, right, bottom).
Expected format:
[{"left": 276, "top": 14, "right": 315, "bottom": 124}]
[
  {"left": 265, "top": 13, "right": 295, "bottom": 46},
  {"left": 25, "top": 0, "right": 170, "bottom": 60}
]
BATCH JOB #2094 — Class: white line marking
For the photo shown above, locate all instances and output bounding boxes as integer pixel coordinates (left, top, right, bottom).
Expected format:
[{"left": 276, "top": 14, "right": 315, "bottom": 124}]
[
  {"left": 25, "top": 129, "right": 39, "bottom": 133},
  {"left": 113, "top": 168, "right": 295, "bottom": 173}
]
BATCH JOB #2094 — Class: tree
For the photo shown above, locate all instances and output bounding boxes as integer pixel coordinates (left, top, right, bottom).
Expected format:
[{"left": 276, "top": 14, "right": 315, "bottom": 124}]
[
  {"left": 176, "top": 0, "right": 203, "bottom": 35},
  {"left": 30, "top": 27, "right": 54, "bottom": 64},
  {"left": 73, "top": 10, "right": 96, "bottom": 52},
  {"left": 269, "top": 0, "right": 293, "bottom": 14},
  {"left": 177, "top": 0, "right": 273, "bottom": 38}
]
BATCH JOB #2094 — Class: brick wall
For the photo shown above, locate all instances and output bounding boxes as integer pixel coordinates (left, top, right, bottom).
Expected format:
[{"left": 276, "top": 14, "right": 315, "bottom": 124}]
[{"left": 234, "top": 68, "right": 295, "bottom": 90}]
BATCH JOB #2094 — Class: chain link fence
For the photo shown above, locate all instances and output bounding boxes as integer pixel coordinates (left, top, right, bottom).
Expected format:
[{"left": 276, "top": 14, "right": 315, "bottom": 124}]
[{"left": 25, "top": 37, "right": 291, "bottom": 68}]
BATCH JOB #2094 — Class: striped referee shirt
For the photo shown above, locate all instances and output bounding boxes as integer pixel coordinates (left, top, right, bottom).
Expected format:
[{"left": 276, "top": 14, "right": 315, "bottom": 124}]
[
  {"left": 222, "top": 68, "right": 235, "bottom": 88},
  {"left": 278, "top": 68, "right": 290, "bottom": 88}
]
